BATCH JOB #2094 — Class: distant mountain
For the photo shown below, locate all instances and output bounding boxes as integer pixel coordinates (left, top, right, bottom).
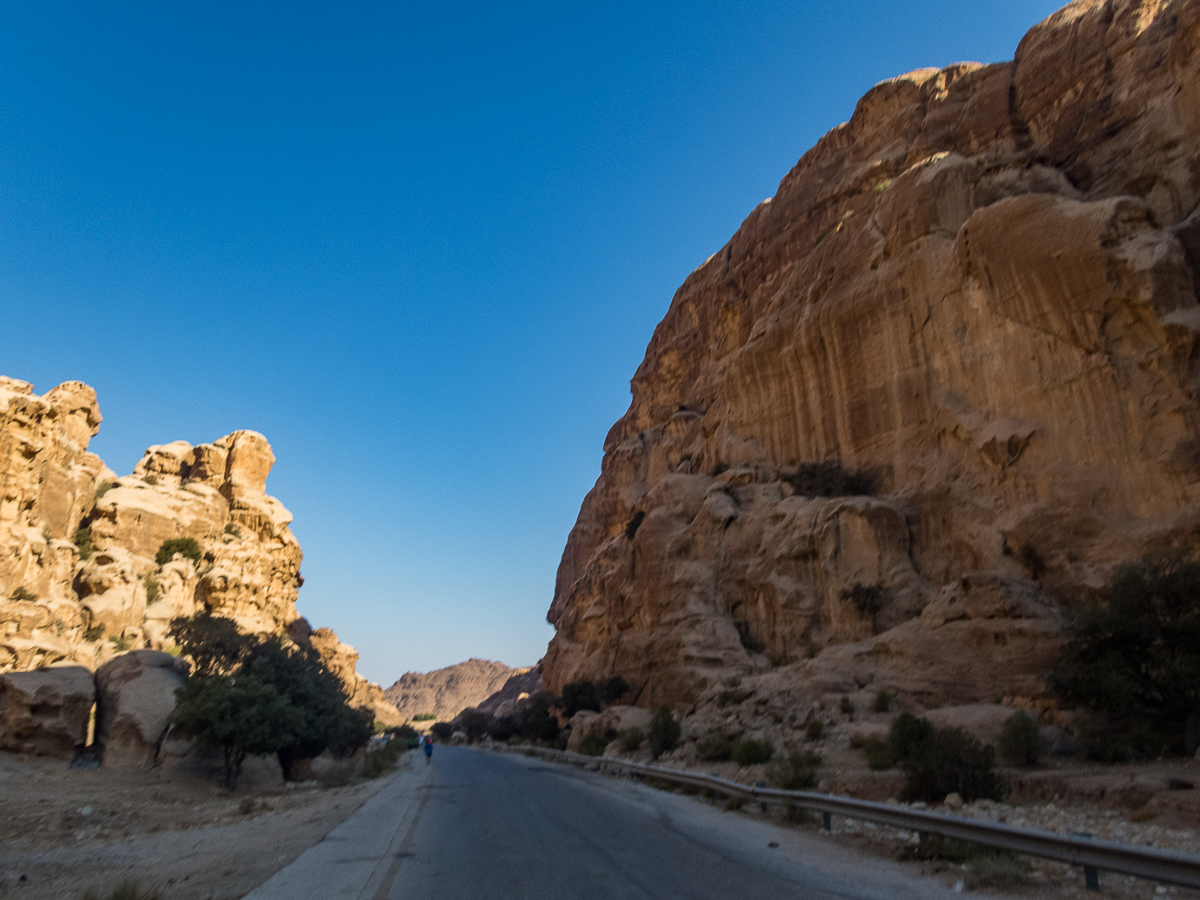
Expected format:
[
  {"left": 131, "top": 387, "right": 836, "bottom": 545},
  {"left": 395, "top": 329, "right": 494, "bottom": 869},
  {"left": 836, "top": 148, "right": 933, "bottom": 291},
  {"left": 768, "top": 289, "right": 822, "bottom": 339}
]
[{"left": 383, "top": 659, "right": 527, "bottom": 722}]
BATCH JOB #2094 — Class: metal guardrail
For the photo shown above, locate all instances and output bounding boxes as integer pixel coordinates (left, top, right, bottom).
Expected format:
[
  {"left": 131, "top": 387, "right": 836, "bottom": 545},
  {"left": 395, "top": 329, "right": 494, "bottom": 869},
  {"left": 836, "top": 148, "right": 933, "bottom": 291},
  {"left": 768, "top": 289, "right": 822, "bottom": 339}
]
[{"left": 497, "top": 744, "right": 1200, "bottom": 891}]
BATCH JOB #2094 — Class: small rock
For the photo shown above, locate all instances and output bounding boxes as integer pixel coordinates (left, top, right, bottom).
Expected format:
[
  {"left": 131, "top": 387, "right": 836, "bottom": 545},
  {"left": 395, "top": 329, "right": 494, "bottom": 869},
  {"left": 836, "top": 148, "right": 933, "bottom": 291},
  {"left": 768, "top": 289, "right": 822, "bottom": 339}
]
[
  {"left": 944, "top": 792, "right": 964, "bottom": 810},
  {"left": 79, "top": 806, "right": 92, "bottom": 816}
]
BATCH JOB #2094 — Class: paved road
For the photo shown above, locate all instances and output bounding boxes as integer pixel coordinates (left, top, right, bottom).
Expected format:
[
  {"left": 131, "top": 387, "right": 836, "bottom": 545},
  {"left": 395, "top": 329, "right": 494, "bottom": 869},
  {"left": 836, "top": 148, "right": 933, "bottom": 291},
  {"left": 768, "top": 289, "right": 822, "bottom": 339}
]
[{"left": 245, "top": 747, "right": 960, "bottom": 900}]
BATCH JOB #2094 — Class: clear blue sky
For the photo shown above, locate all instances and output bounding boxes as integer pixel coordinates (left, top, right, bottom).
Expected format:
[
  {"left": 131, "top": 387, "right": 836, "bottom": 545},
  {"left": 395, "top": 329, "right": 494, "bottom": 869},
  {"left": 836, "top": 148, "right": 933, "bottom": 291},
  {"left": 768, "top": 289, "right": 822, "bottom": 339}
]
[{"left": 1, "top": 1, "right": 1066, "bottom": 685}]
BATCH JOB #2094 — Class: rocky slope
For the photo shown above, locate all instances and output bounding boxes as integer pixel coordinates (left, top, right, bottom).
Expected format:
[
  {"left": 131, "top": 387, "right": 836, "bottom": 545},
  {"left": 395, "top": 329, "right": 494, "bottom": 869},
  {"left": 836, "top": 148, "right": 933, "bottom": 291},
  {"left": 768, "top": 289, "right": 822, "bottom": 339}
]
[
  {"left": 384, "top": 659, "right": 527, "bottom": 722},
  {"left": 544, "top": 0, "right": 1200, "bottom": 720},
  {"left": 0, "top": 376, "right": 399, "bottom": 725}
]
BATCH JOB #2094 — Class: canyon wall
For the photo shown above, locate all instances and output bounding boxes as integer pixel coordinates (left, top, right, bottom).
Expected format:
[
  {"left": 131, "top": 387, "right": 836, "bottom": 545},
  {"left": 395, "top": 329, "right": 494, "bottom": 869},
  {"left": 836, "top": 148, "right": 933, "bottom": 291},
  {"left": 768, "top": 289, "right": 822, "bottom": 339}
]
[
  {"left": 384, "top": 659, "right": 527, "bottom": 722},
  {"left": 544, "top": 0, "right": 1200, "bottom": 716},
  {"left": 0, "top": 376, "right": 399, "bottom": 724}
]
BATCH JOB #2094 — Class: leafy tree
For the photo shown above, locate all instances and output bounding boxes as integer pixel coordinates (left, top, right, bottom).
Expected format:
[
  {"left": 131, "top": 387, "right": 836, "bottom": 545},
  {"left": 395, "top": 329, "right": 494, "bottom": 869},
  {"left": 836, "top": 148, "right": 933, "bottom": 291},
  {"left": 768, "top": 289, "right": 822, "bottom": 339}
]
[
  {"left": 73, "top": 527, "right": 95, "bottom": 560},
  {"left": 731, "top": 737, "right": 774, "bottom": 765},
  {"left": 648, "top": 706, "right": 681, "bottom": 758},
  {"left": 240, "top": 635, "right": 372, "bottom": 778},
  {"left": 169, "top": 612, "right": 254, "bottom": 677},
  {"left": 1051, "top": 557, "right": 1200, "bottom": 758},
  {"left": 172, "top": 675, "right": 304, "bottom": 788},
  {"left": 430, "top": 721, "right": 454, "bottom": 741},
  {"left": 155, "top": 537, "right": 202, "bottom": 566}
]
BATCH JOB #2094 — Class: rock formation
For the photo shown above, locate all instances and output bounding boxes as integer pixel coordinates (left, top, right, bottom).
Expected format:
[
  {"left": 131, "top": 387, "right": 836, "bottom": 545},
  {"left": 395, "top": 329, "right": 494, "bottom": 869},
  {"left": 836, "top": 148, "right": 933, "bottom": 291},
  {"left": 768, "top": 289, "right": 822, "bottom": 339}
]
[
  {"left": 476, "top": 664, "right": 543, "bottom": 718},
  {"left": 0, "top": 666, "right": 94, "bottom": 758},
  {"left": 94, "top": 650, "right": 188, "bottom": 768},
  {"left": 545, "top": 0, "right": 1200, "bottom": 720},
  {"left": 0, "top": 376, "right": 400, "bottom": 738},
  {"left": 384, "top": 659, "right": 526, "bottom": 722}
]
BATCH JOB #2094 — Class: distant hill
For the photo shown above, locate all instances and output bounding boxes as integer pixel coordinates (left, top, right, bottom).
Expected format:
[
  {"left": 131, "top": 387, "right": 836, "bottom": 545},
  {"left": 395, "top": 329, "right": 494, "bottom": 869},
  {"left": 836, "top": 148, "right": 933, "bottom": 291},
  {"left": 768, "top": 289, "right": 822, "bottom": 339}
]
[{"left": 383, "top": 659, "right": 527, "bottom": 722}]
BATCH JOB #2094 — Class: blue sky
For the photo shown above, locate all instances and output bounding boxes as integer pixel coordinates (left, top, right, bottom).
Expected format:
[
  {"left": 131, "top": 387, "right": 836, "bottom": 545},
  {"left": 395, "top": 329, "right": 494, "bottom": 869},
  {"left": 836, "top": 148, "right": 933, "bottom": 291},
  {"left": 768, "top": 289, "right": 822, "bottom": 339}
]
[{"left": 1, "top": 0, "right": 1066, "bottom": 685}]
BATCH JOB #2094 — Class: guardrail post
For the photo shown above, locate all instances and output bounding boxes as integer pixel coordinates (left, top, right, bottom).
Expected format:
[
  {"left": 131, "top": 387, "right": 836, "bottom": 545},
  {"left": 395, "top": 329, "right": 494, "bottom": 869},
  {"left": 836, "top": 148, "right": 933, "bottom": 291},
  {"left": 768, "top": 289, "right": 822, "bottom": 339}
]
[
  {"left": 756, "top": 781, "right": 768, "bottom": 813},
  {"left": 1071, "top": 832, "right": 1101, "bottom": 891},
  {"left": 822, "top": 811, "right": 832, "bottom": 832}
]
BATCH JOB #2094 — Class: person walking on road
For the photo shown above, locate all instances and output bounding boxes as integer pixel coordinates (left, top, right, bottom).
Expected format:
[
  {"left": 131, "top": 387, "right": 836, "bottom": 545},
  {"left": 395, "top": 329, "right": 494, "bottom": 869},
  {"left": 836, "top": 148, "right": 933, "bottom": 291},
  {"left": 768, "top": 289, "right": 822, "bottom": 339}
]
[{"left": 423, "top": 734, "right": 433, "bottom": 764}]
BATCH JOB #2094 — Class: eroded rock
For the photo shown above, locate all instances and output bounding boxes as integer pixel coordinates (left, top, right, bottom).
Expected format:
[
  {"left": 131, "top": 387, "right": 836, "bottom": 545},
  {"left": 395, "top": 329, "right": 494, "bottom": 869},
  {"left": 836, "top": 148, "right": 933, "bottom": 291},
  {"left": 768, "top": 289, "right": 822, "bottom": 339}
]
[{"left": 0, "top": 666, "right": 94, "bottom": 758}]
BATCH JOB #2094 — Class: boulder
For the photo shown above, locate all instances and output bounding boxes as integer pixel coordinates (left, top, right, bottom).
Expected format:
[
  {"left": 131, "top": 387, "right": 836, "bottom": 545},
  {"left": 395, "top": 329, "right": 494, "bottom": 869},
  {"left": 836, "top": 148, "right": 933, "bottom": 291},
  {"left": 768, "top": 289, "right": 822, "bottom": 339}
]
[
  {"left": 0, "top": 666, "right": 94, "bottom": 758},
  {"left": 95, "top": 650, "right": 187, "bottom": 768}
]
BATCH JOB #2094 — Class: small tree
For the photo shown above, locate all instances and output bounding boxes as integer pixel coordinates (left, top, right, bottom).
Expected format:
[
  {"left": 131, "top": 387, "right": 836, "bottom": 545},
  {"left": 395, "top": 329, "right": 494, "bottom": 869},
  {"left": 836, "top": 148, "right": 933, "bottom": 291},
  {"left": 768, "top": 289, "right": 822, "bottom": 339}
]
[
  {"left": 458, "top": 708, "right": 491, "bottom": 743},
  {"left": 597, "top": 676, "right": 629, "bottom": 705},
  {"left": 648, "top": 706, "right": 681, "bottom": 758},
  {"left": 1051, "top": 557, "right": 1200, "bottom": 758},
  {"left": 172, "top": 675, "right": 304, "bottom": 788},
  {"left": 900, "top": 727, "right": 1008, "bottom": 803}
]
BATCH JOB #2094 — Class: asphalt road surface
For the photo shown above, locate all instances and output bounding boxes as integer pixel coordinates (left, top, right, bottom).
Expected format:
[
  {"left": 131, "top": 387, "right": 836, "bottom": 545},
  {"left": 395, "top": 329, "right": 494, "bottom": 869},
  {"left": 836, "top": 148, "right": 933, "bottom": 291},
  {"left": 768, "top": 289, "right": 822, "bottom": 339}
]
[{"left": 245, "top": 746, "right": 960, "bottom": 900}]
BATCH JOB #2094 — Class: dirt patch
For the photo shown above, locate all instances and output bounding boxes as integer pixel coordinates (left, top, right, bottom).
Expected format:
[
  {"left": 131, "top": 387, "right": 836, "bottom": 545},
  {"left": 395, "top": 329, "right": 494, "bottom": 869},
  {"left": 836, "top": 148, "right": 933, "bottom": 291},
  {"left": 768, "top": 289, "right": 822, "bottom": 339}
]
[{"left": 0, "top": 750, "right": 407, "bottom": 900}]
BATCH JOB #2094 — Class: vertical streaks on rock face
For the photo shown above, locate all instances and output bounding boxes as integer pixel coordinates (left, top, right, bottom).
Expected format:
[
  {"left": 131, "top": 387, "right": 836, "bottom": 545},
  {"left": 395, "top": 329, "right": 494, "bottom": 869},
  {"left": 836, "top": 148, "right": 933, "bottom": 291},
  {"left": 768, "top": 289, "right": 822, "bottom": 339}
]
[{"left": 545, "top": 0, "right": 1200, "bottom": 711}]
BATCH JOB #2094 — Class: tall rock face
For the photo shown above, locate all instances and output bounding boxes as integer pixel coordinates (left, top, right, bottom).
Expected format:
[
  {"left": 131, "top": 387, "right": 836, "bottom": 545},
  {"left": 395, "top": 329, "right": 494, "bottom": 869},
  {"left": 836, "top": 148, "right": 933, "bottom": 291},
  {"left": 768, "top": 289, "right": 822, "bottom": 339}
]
[
  {"left": 384, "top": 659, "right": 526, "bottom": 722},
  {"left": 545, "top": 0, "right": 1200, "bottom": 712},
  {"left": 0, "top": 377, "right": 399, "bottom": 724}
]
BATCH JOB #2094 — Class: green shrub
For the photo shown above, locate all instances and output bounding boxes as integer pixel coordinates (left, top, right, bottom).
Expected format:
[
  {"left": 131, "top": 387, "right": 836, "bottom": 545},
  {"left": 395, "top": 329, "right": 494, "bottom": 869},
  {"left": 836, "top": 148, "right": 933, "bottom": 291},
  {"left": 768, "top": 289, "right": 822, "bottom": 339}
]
[
  {"left": 648, "top": 706, "right": 681, "bottom": 758},
  {"left": 362, "top": 737, "right": 406, "bottom": 778},
  {"left": 155, "top": 537, "right": 202, "bottom": 566},
  {"left": 84, "top": 624, "right": 106, "bottom": 642},
  {"left": 93, "top": 482, "right": 116, "bottom": 501},
  {"left": 224, "top": 523, "right": 242, "bottom": 537},
  {"left": 411, "top": 712, "right": 436, "bottom": 721},
  {"left": 11, "top": 586, "right": 38, "bottom": 602},
  {"left": 998, "top": 711, "right": 1043, "bottom": 766},
  {"left": 458, "top": 708, "right": 491, "bottom": 743},
  {"left": 1051, "top": 556, "right": 1200, "bottom": 758},
  {"left": 143, "top": 576, "right": 162, "bottom": 606},
  {"left": 766, "top": 750, "right": 821, "bottom": 789},
  {"left": 839, "top": 696, "right": 855, "bottom": 718},
  {"left": 722, "top": 795, "right": 746, "bottom": 811},
  {"left": 695, "top": 732, "right": 734, "bottom": 761},
  {"left": 862, "top": 736, "right": 896, "bottom": 770},
  {"left": 618, "top": 728, "right": 645, "bottom": 753},
  {"left": 900, "top": 727, "right": 1008, "bottom": 803},
  {"left": 559, "top": 680, "right": 601, "bottom": 717},
  {"left": 786, "top": 461, "right": 874, "bottom": 497},
  {"left": 805, "top": 719, "right": 824, "bottom": 742},
  {"left": 110, "top": 634, "right": 133, "bottom": 652},
  {"left": 73, "top": 527, "right": 95, "bottom": 560},
  {"left": 578, "top": 733, "right": 609, "bottom": 756},
  {"left": 430, "top": 722, "right": 454, "bottom": 741},
  {"left": 731, "top": 737, "right": 774, "bottom": 766},
  {"left": 888, "top": 712, "right": 933, "bottom": 761},
  {"left": 142, "top": 475, "right": 158, "bottom": 485},
  {"left": 872, "top": 690, "right": 893, "bottom": 713}
]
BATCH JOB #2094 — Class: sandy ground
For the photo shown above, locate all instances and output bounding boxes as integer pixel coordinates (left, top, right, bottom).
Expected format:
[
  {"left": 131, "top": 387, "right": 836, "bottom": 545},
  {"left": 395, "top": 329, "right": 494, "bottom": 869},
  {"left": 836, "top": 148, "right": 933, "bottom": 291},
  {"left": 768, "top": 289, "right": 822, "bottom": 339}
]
[{"left": 0, "top": 750, "right": 408, "bottom": 900}]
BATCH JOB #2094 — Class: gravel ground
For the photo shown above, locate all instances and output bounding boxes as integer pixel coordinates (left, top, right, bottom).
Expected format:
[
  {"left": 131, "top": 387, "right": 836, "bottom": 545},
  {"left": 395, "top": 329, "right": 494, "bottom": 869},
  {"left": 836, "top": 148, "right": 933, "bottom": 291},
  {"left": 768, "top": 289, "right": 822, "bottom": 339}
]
[{"left": 0, "top": 750, "right": 406, "bottom": 900}]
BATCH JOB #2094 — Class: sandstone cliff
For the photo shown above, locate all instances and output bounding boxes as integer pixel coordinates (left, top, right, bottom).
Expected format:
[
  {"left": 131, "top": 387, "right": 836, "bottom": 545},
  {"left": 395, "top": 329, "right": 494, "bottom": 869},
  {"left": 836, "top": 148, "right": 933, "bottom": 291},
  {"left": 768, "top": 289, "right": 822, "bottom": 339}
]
[
  {"left": 545, "top": 0, "right": 1200, "bottom": 718},
  {"left": 384, "top": 659, "right": 526, "bottom": 722},
  {"left": 0, "top": 377, "right": 398, "bottom": 723}
]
